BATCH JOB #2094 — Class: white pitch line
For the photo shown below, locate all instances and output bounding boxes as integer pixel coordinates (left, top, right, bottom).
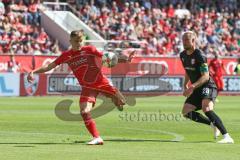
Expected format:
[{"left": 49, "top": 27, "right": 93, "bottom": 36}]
[
  {"left": 0, "top": 126, "right": 184, "bottom": 142},
  {"left": 92, "top": 124, "right": 184, "bottom": 142}
]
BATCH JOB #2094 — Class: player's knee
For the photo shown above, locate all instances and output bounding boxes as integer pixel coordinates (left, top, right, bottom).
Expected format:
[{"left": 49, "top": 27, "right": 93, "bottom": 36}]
[
  {"left": 80, "top": 102, "right": 93, "bottom": 113},
  {"left": 182, "top": 107, "right": 192, "bottom": 118},
  {"left": 202, "top": 104, "right": 213, "bottom": 113},
  {"left": 181, "top": 109, "right": 188, "bottom": 117},
  {"left": 80, "top": 109, "right": 90, "bottom": 115},
  {"left": 202, "top": 99, "right": 214, "bottom": 113},
  {"left": 202, "top": 106, "right": 213, "bottom": 113},
  {"left": 182, "top": 104, "right": 195, "bottom": 116}
]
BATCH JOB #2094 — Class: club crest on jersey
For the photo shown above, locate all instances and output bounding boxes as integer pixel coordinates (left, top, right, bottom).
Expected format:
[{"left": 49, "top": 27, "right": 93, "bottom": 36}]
[
  {"left": 24, "top": 74, "right": 39, "bottom": 96},
  {"left": 191, "top": 59, "right": 195, "bottom": 65}
]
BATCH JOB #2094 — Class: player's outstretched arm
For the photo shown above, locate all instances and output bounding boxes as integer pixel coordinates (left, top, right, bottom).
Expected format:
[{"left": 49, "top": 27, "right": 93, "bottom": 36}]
[
  {"left": 117, "top": 50, "right": 135, "bottom": 63},
  {"left": 27, "top": 61, "right": 57, "bottom": 83}
]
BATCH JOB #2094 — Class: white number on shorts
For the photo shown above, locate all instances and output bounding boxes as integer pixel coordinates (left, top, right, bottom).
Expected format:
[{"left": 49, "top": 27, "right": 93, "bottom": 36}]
[{"left": 202, "top": 88, "right": 210, "bottom": 96}]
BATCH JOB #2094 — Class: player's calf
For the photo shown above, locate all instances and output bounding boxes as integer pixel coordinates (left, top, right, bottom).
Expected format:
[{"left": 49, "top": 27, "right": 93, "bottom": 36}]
[
  {"left": 184, "top": 111, "right": 211, "bottom": 125},
  {"left": 202, "top": 99, "right": 234, "bottom": 143},
  {"left": 80, "top": 102, "right": 100, "bottom": 139},
  {"left": 182, "top": 103, "right": 210, "bottom": 125}
]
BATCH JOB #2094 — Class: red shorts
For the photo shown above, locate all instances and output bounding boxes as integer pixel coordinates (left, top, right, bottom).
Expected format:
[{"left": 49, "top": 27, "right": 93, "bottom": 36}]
[{"left": 80, "top": 85, "right": 117, "bottom": 104}]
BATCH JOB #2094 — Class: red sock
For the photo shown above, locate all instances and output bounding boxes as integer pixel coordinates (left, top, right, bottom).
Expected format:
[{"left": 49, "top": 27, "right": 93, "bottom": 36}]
[{"left": 81, "top": 112, "right": 99, "bottom": 138}]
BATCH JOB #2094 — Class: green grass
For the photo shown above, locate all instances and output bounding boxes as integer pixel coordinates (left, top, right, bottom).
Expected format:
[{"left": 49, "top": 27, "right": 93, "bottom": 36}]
[{"left": 0, "top": 96, "right": 239, "bottom": 160}]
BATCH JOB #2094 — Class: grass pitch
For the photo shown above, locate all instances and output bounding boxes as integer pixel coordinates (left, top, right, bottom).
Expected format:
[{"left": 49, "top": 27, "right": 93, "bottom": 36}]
[{"left": 0, "top": 96, "right": 239, "bottom": 160}]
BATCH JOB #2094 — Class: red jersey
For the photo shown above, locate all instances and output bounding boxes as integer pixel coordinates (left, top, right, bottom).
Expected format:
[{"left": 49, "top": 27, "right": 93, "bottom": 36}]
[
  {"left": 209, "top": 59, "right": 223, "bottom": 76},
  {"left": 54, "top": 45, "right": 116, "bottom": 95}
]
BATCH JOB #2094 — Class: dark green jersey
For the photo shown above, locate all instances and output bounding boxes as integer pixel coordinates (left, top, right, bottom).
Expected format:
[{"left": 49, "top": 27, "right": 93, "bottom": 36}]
[{"left": 180, "top": 49, "right": 216, "bottom": 89}]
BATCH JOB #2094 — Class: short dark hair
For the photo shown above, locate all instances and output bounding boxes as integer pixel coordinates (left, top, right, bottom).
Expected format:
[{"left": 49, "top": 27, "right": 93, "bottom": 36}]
[{"left": 70, "top": 30, "right": 84, "bottom": 38}]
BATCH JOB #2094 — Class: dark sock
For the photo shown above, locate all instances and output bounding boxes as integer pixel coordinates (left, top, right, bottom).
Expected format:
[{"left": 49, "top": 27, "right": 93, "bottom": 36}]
[
  {"left": 205, "top": 111, "right": 227, "bottom": 135},
  {"left": 185, "top": 111, "right": 211, "bottom": 125}
]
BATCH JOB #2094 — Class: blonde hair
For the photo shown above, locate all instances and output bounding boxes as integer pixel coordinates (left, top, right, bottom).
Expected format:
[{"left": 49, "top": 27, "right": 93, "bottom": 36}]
[{"left": 182, "top": 31, "right": 197, "bottom": 39}]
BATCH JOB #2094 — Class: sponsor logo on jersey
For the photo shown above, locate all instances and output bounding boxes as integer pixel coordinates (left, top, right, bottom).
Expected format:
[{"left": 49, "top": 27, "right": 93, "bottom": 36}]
[
  {"left": 69, "top": 58, "right": 87, "bottom": 66},
  {"left": 191, "top": 59, "right": 195, "bottom": 65}
]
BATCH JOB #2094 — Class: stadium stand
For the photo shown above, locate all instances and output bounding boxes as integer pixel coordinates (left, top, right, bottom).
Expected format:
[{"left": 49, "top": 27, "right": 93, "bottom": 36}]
[
  {"left": 71, "top": 0, "right": 239, "bottom": 56},
  {"left": 0, "top": 0, "right": 239, "bottom": 57},
  {"left": 0, "top": 0, "right": 61, "bottom": 55}
]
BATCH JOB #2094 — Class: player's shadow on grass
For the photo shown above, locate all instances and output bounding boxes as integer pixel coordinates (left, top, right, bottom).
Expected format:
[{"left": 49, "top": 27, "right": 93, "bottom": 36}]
[
  {"left": 0, "top": 140, "right": 213, "bottom": 147},
  {"left": 0, "top": 141, "right": 87, "bottom": 147},
  {"left": 104, "top": 139, "right": 214, "bottom": 143},
  {"left": 181, "top": 140, "right": 213, "bottom": 143},
  {"left": 104, "top": 139, "right": 180, "bottom": 143}
]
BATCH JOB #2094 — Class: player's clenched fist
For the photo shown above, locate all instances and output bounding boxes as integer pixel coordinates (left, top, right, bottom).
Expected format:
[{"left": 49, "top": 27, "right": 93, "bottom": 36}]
[
  {"left": 183, "top": 85, "right": 195, "bottom": 97},
  {"left": 112, "top": 89, "right": 126, "bottom": 111},
  {"left": 27, "top": 71, "right": 34, "bottom": 83}
]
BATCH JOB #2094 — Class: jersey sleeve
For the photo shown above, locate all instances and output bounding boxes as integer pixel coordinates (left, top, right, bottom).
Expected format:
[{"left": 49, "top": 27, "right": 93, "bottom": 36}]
[
  {"left": 179, "top": 53, "right": 183, "bottom": 62},
  {"left": 196, "top": 50, "right": 207, "bottom": 64},
  {"left": 179, "top": 52, "right": 185, "bottom": 67},
  {"left": 196, "top": 50, "right": 208, "bottom": 73},
  {"left": 53, "top": 51, "right": 68, "bottom": 65},
  {"left": 85, "top": 45, "right": 103, "bottom": 57}
]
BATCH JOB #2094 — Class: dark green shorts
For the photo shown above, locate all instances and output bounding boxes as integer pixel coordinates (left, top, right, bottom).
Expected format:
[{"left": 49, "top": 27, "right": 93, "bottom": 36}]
[{"left": 185, "top": 87, "right": 218, "bottom": 110}]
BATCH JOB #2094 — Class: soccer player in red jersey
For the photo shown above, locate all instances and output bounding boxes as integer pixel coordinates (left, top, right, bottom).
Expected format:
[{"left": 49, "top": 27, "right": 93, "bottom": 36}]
[
  {"left": 27, "top": 30, "right": 135, "bottom": 145},
  {"left": 209, "top": 53, "right": 226, "bottom": 93}
]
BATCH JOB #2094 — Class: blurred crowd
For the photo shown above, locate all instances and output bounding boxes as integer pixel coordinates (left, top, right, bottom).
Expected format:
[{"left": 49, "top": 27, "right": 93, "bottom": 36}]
[
  {"left": 0, "top": 0, "right": 61, "bottom": 55},
  {"left": 0, "top": 0, "right": 239, "bottom": 57},
  {"left": 72, "top": 0, "right": 239, "bottom": 57}
]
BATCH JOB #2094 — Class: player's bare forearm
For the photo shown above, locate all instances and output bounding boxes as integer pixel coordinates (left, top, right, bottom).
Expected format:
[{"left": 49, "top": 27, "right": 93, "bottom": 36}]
[
  {"left": 27, "top": 62, "right": 57, "bottom": 83},
  {"left": 183, "top": 74, "right": 192, "bottom": 97},
  {"left": 33, "top": 66, "right": 47, "bottom": 74},
  {"left": 32, "top": 65, "right": 50, "bottom": 74},
  {"left": 183, "top": 73, "right": 208, "bottom": 97},
  {"left": 184, "top": 73, "right": 190, "bottom": 89},
  {"left": 192, "top": 72, "right": 209, "bottom": 88},
  {"left": 32, "top": 62, "right": 57, "bottom": 74}
]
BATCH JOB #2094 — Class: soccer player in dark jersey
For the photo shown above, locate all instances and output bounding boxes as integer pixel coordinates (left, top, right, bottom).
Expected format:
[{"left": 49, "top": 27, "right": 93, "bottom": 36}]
[
  {"left": 209, "top": 53, "right": 226, "bottom": 93},
  {"left": 180, "top": 31, "right": 234, "bottom": 143},
  {"left": 27, "top": 30, "right": 135, "bottom": 145}
]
